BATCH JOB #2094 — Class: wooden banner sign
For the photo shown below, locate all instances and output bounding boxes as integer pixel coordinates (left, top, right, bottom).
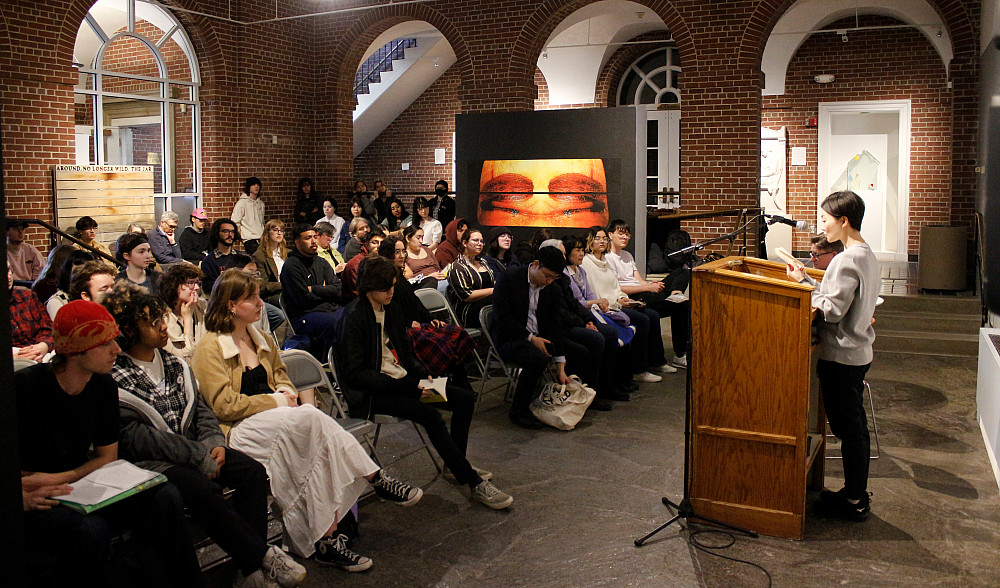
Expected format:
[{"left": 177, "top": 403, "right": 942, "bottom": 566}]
[{"left": 53, "top": 165, "right": 156, "bottom": 247}]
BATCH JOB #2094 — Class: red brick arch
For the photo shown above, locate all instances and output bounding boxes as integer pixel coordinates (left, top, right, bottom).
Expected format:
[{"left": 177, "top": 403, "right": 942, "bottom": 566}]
[
  {"left": 509, "top": 0, "right": 696, "bottom": 111},
  {"left": 323, "top": 4, "right": 471, "bottom": 109}
]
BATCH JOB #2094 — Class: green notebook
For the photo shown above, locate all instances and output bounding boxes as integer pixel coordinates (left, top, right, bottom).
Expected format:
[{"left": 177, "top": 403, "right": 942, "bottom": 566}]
[{"left": 55, "top": 460, "right": 167, "bottom": 515}]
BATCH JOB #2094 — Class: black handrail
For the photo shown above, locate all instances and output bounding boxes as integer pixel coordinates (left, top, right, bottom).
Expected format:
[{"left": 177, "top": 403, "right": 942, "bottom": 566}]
[
  {"left": 11, "top": 218, "right": 122, "bottom": 268},
  {"left": 353, "top": 38, "right": 415, "bottom": 95}
]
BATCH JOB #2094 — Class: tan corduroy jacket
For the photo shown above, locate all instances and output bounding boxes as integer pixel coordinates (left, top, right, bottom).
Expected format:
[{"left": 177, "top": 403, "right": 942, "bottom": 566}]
[{"left": 190, "top": 324, "right": 295, "bottom": 438}]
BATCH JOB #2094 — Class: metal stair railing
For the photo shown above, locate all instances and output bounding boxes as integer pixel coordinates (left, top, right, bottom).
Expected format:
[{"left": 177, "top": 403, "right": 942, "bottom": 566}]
[{"left": 353, "top": 38, "right": 417, "bottom": 98}]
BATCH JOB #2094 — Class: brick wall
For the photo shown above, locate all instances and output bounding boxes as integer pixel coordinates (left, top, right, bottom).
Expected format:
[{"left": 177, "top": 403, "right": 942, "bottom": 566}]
[
  {"left": 763, "top": 16, "right": 952, "bottom": 255},
  {"left": 1, "top": 0, "right": 980, "bottom": 265},
  {"left": 353, "top": 68, "right": 462, "bottom": 202}
]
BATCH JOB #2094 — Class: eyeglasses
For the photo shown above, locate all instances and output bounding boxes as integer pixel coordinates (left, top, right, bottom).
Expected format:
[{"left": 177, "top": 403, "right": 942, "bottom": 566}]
[
  {"left": 810, "top": 251, "right": 835, "bottom": 260},
  {"left": 468, "top": 238, "right": 484, "bottom": 244},
  {"left": 219, "top": 229, "right": 235, "bottom": 235},
  {"left": 613, "top": 231, "right": 630, "bottom": 238},
  {"left": 592, "top": 235, "right": 609, "bottom": 242},
  {"left": 270, "top": 227, "right": 284, "bottom": 233},
  {"left": 181, "top": 280, "right": 201, "bottom": 289}
]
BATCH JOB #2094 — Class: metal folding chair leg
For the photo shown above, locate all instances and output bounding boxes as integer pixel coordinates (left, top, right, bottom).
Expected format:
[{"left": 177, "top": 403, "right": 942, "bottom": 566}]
[{"left": 371, "top": 419, "right": 442, "bottom": 473}]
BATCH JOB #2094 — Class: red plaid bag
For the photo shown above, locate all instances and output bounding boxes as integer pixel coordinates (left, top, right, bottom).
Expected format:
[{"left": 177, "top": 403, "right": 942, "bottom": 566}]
[{"left": 407, "top": 323, "right": 476, "bottom": 376}]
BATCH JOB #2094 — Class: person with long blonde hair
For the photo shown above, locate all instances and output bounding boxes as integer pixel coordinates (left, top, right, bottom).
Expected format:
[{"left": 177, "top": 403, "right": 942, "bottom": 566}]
[
  {"left": 251, "top": 219, "right": 287, "bottom": 308},
  {"left": 191, "top": 269, "right": 422, "bottom": 571}
]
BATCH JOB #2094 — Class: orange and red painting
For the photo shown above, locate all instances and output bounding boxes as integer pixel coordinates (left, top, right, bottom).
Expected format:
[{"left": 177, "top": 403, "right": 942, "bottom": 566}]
[{"left": 477, "top": 159, "right": 609, "bottom": 228}]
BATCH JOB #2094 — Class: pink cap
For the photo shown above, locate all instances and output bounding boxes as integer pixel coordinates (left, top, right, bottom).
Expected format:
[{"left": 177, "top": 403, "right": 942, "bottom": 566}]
[{"left": 191, "top": 208, "right": 208, "bottom": 220}]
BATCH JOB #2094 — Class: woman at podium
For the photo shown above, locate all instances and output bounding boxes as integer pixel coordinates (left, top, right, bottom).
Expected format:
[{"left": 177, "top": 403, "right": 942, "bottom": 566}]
[{"left": 787, "top": 190, "right": 880, "bottom": 522}]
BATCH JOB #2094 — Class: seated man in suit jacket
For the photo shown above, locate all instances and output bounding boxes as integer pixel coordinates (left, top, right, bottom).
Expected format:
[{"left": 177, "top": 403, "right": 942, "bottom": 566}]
[{"left": 492, "top": 246, "right": 591, "bottom": 429}]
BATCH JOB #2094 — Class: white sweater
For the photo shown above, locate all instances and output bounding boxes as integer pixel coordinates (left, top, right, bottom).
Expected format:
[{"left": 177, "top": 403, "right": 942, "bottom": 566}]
[
  {"left": 800, "top": 243, "right": 879, "bottom": 365},
  {"left": 232, "top": 193, "right": 265, "bottom": 240},
  {"left": 581, "top": 253, "right": 627, "bottom": 309}
]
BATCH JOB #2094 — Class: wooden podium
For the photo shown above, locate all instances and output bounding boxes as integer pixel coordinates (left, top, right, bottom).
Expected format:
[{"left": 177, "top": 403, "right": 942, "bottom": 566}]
[{"left": 688, "top": 256, "right": 825, "bottom": 539}]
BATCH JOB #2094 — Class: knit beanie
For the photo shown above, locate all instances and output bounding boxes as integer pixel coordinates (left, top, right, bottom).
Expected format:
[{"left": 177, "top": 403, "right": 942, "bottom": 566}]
[{"left": 52, "top": 300, "right": 120, "bottom": 354}]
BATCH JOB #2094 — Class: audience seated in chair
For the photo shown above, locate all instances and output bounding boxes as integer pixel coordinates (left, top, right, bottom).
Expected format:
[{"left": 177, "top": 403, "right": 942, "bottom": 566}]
[
  {"left": 338, "top": 256, "right": 513, "bottom": 509},
  {"left": 46, "top": 249, "right": 97, "bottom": 320},
  {"left": 179, "top": 208, "right": 212, "bottom": 264},
  {"left": 17, "top": 300, "right": 203, "bottom": 587},
  {"left": 313, "top": 221, "right": 347, "bottom": 275},
  {"left": 200, "top": 218, "right": 242, "bottom": 293},
  {"left": 7, "top": 219, "right": 45, "bottom": 282},
  {"left": 191, "top": 268, "right": 422, "bottom": 571},
  {"left": 434, "top": 218, "right": 467, "bottom": 269},
  {"left": 10, "top": 267, "right": 54, "bottom": 362},
  {"left": 116, "top": 232, "right": 161, "bottom": 295},
  {"left": 68, "top": 260, "right": 116, "bottom": 305},
  {"left": 147, "top": 211, "right": 184, "bottom": 265},
  {"left": 340, "top": 227, "right": 386, "bottom": 304},
  {"left": 102, "top": 283, "right": 306, "bottom": 588},
  {"left": 491, "top": 246, "right": 582, "bottom": 430},
  {"left": 157, "top": 263, "right": 207, "bottom": 363},
  {"left": 279, "top": 224, "right": 344, "bottom": 351},
  {"left": 447, "top": 227, "right": 494, "bottom": 328},
  {"left": 342, "top": 217, "right": 371, "bottom": 263},
  {"left": 74, "top": 215, "right": 116, "bottom": 270}
]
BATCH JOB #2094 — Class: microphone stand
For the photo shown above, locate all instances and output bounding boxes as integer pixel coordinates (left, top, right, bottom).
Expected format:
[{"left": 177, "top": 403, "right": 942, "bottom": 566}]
[{"left": 635, "top": 217, "right": 763, "bottom": 546}]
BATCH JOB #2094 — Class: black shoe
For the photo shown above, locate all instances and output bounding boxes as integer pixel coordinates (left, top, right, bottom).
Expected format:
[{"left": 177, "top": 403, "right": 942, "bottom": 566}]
[
  {"left": 590, "top": 397, "right": 614, "bottom": 411},
  {"left": 814, "top": 489, "right": 870, "bottom": 521},
  {"left": 606, "top": 389, "right": 631, "bottom": 402},
  {"left": 624, "top": 382, "right": 640, "bottom": 392},
  {"left": 509, "top": 411, "right": 545, "bottom": 429},
  {"left": 372, "top": 470, "right": 423, "bottom": 506},
  {"left": 314, "top": 534, "right": 373, "bottom": 572}
]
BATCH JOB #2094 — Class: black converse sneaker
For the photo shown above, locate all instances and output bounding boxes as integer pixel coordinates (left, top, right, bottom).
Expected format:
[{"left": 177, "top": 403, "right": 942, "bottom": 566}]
[
  {"left": 372, "top": 470, "right": 423, "bottom": 506},
  {"left": 314, "top": 534, "right": 373, "bottom": 572}
]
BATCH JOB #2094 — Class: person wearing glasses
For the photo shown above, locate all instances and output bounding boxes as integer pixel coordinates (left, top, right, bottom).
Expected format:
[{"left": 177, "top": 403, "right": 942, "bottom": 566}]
[
  {"left": 810, "top": 234, "right": 844, "bottom": 270},
  {"left": 159, "top": 263, "right": 207, "bottom": 363},
  {"left": 252, "top": 219, "right": 287, "bottom": 308},
  {"left": 148, "top": 211, "right": 185, "bottom": 265},
  {"left": 200, "top": 219, "right": 242, "bottom": 293},
  {"left": 446, "top": 227, "right": 494, "bottom": 328},
  {"left": 74, "top": 216, "right": 115, "bottom": 269}
]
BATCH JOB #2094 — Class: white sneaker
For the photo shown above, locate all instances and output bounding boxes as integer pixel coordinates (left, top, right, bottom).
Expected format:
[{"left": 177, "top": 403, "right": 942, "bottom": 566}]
[
  {"left": 671, "top": 355, "right": 688, "bottom": 369},
  {"left": 471, "top": 480, "right": 514, "bottom": 509},
  {"left": 233, "top": 569, "right": 280, "bottom": 588},
  {"left": 666, "top": 292, "right": 689, "bottom": 303},
  {"left": 633, "top": 371, "right": 663, "bottom": 383},
  {"left": 261, "top": 546, "right": 307, "bottom": 587},
  {"left": 651, "top": 363, "right": 678, "bottom": 374}
]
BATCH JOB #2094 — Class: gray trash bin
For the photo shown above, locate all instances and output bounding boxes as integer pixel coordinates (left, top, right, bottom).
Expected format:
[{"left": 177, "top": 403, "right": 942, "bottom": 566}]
[{"left": 918, "top": 225, "right": 967, "bottom": 290}]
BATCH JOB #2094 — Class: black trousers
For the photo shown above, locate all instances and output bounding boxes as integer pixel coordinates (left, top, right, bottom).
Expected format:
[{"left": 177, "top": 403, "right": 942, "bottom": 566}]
[
  {"left": 622, "top": 307, "right": 667, "bottom": 372},
  {"left": 500, "top": 336, "right": 593, "bottom": 413},
  {"left": 162, "top": 448, "right": 270, "bottom": 577},
  {"left": 818, "top": 359, "right": 872, "bottom": 499},
  {"left": 244, "top": 239, "right": 260, "bottom": 256},
  {"left": 368, "top": 385, "right": 480, "bottom": 487},
  {"left": 25, "top": 482, "right": 203, "bottom": 588},
  {"left": 635, "top": 293, "right": 690, "bottom": 357}
]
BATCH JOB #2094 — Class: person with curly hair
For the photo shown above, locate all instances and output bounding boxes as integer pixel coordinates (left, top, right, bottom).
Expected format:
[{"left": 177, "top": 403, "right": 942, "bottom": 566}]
[{"left": 102, "top": 283, "right": 306, "bottom": 587}]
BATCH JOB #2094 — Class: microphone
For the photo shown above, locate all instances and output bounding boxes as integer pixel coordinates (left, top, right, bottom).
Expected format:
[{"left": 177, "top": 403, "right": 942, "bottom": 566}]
[{"left": 765, "top": 214, "right": 811, "bottom": 231}]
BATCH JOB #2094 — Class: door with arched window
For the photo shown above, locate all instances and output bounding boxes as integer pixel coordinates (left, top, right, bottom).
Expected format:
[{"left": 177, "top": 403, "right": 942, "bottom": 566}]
[
  {"left": 73, "top": 0, "right": 201, "bottom": 223},
  {"left": 618, "top": 46, "right": 681, "bottom": 209}
]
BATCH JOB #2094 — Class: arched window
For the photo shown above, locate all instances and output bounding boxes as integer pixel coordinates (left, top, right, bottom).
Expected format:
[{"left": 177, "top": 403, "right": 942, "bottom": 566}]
[
  {"left": 73, "top": 0, "right": 200, "bottom": 204},
  {"left": 617, "top": 46, "right": 681, "bottom": 106}
]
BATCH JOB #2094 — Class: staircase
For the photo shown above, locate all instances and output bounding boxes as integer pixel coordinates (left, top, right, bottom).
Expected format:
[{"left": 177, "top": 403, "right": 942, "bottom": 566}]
[
  {"left": 353, "top": 38, "right": 417, "bottom": 103},
  {"left": 873, "top": 295, "right": 981, "bottom": 357}
]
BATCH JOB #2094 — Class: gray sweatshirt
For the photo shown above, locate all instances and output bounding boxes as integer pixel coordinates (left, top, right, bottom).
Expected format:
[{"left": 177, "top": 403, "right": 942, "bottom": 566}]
[{"left": 800, "top": 243, "right": 879, "bottom": 366}]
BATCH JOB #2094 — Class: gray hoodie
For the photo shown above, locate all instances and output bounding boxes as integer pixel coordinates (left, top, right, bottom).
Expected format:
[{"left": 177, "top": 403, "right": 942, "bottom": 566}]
[{"left": 232, "top": 192, "right": 265, "bottom": 240}]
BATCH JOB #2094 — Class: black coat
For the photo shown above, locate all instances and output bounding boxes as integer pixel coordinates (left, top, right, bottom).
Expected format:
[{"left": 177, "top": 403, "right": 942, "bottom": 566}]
[
  {"left": 337, "top": 297, "right": 426, "bottom": 416},
  {"left": 279, "top": 249, "right": 342, "bottom": 322},
  {"left": 491, "top": 266, "right": 566, "bottom": 356}
]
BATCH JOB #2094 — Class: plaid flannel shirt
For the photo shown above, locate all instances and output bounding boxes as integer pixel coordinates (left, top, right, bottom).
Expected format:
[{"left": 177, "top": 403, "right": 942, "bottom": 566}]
[
  {"left": 10, "top": 288, "right": 53, "bottom": 349},
  {"left": 112, "top": 351, "right": 187, "bottom": 435}
]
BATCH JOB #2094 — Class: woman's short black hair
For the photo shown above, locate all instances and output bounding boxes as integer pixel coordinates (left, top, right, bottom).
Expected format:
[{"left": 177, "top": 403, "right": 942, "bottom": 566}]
[
  {"left": 357, "top": 256, "right": 397, "bottom": 294},
  {"left": 821, "top": 191, "right": 866, "bottom": 231},
  {"left": 413, "top": 196, "right": 431, "bottom": 219},
  {"left": 243, "top": 176, "right": 262, "bottom": 195}
]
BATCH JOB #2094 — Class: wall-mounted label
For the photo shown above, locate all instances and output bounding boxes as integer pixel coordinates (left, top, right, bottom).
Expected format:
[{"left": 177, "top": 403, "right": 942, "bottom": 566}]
[{"left": 54, "top": 165, "right": 153, "bottom": 172}]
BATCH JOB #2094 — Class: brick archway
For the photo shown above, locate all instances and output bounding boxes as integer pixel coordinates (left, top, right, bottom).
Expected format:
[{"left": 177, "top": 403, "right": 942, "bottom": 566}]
[{"left": 507, "top": 0, "right": 696, "bottom": 113}]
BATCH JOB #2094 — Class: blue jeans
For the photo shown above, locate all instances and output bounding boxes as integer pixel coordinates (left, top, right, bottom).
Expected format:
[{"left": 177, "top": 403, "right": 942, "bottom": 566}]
[
  {"left": 263, "top": 301, "right": 286, "bottom": 332},
  {"left": 295, "top": 308, "right": 345, "bottom": 351}
]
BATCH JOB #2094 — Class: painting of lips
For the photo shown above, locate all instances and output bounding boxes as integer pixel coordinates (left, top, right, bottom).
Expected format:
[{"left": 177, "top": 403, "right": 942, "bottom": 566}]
[{"left": 477, "top": 159, "right": 609, "bottom": 228}]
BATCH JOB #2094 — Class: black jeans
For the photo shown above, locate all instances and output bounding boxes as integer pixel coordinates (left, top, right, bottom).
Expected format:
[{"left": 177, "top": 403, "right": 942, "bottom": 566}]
[
  {"left": 499, "top": 339, "right": 551, "bottom": 418},
  {"left": 26, "top": 482, "right": 204, "bottom": 588},
  {"left": 635, "top": 293, "right": 690, "bottom": 358},
  {"left": 162, "top": 448, "right": 270, "bottom": 577},
  {"left": 369, "top": 385, "right": 480, "bottom": 487},
  {"left": 622, "top": 307, "right": 667, "bottom": 372},
  {"left": 818, "top": 359, "right": 872, "bottom": 499}
]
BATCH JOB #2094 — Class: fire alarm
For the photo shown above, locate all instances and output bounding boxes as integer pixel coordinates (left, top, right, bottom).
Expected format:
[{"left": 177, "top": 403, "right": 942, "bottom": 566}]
[{"left": 805, "top": 117, "right": 818, "bottom": 128}]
